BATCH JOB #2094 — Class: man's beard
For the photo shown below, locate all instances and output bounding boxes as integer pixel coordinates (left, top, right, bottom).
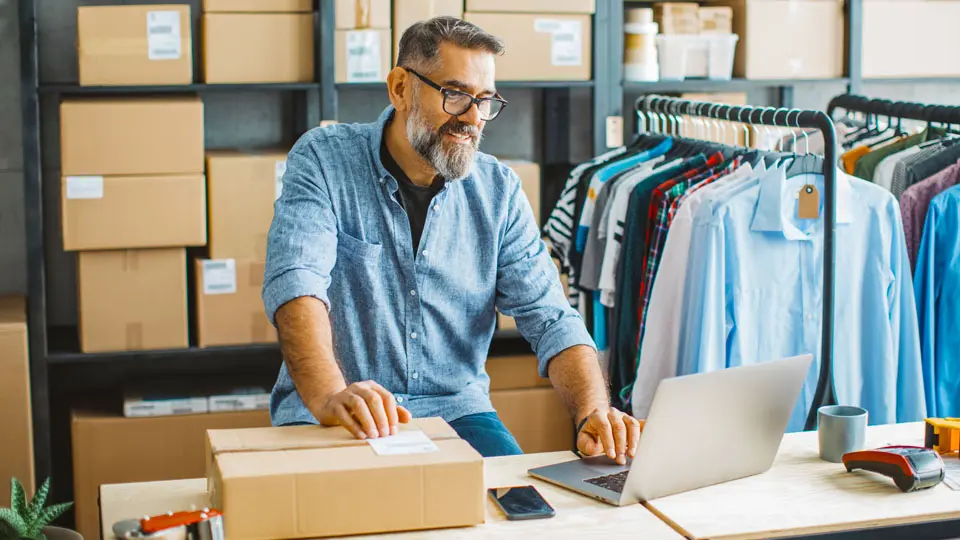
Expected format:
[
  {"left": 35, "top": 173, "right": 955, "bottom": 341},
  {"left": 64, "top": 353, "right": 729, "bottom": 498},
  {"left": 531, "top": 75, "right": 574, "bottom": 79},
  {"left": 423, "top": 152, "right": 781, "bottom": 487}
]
[{"left": 406, "top": 101, "right": 482, "bottom": 181}]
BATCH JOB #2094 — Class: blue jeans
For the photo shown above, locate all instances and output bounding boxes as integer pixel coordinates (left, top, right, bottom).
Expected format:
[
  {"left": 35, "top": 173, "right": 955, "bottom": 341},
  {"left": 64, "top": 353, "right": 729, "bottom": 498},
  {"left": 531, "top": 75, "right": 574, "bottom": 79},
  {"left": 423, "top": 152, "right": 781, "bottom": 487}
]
[
  {"left": 281, "top": 412, "right": 523, "bottom": 457},
  {"left": 449, "top": 412, "right": 524, "bottom": 458}
]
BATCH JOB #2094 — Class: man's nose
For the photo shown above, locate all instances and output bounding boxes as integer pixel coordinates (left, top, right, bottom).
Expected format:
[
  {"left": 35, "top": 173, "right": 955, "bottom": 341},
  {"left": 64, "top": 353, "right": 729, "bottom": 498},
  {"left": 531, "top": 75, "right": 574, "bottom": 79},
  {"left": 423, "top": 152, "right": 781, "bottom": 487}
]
[{"left": 458, "top": 102, "right": 483, "bottom": 127}]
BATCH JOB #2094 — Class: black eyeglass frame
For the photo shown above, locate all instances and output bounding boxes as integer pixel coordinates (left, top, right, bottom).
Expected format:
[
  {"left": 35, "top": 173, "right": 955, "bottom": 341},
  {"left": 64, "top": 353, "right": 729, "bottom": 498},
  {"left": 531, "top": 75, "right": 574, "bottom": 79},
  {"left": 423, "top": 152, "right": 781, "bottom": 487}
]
[{"left": 402, "top": 67, "right": 508, "bottom": 121}]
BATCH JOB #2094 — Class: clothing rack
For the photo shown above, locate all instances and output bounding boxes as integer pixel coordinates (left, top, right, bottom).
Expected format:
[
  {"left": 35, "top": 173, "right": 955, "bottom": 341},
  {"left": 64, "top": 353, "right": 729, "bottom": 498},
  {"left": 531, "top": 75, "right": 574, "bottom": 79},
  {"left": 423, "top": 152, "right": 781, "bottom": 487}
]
[
  {"left": 828, "top": 93, "right": 960, "bottom": 126},
  {"left": 633, "top": 95, "right": 839, "bottom": 431}
]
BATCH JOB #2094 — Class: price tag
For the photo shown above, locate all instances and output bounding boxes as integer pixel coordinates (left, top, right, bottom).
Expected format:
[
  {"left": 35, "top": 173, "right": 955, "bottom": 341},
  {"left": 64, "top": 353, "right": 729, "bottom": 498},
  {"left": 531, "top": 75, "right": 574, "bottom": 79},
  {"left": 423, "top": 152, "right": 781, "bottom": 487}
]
[{"left": 798, "top": 184, "right": 820, "bottom": 219}]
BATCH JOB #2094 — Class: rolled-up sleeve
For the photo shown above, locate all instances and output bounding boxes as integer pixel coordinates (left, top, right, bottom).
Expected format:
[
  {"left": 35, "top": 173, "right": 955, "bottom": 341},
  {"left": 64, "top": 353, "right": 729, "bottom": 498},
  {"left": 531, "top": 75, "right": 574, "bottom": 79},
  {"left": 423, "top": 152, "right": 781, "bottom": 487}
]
[
  {"left": 495, "top": 168, "right": 596, "bottom": 377},
  {"left": 263, "top": 139, "right": 338, "bottom": 325}
]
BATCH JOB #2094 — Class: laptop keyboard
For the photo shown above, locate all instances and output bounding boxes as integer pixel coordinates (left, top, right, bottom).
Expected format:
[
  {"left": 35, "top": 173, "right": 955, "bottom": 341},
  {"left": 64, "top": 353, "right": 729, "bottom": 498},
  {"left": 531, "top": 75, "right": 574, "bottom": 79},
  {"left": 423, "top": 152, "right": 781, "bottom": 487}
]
[{"left": 584, "top": 470, "right": 630, "bottom": 493}]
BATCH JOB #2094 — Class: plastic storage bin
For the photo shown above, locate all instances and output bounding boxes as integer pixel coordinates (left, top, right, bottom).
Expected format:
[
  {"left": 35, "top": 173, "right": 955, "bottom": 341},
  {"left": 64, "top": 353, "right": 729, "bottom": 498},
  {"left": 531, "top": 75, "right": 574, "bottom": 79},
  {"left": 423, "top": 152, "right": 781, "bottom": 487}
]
[{"left": 655, "top": 34, "right": 738, "bottom": 80}]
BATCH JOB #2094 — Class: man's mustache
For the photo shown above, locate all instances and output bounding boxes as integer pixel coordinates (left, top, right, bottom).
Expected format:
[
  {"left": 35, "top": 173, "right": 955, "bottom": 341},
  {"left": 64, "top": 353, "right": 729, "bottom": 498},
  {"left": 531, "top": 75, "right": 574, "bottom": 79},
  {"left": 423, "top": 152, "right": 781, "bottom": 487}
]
[{"left": 439, "top": 120, "right": 480, "bottom": 140}]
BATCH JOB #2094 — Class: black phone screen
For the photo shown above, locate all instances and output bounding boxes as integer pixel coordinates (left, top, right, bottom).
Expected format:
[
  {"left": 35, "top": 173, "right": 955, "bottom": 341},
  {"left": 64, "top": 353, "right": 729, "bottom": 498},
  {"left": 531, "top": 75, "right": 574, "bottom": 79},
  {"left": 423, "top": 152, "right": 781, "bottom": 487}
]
[{"left": 488, "top": 486, "right": 555, "bottom": 519}]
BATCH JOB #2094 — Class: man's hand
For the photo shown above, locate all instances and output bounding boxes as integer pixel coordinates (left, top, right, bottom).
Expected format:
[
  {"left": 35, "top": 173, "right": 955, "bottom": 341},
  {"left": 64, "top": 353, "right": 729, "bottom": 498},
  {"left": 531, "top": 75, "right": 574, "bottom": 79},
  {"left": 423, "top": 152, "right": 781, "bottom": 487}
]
[
  {"left": 317, "top": 381, "right": 412, "bottom": 439},
  {"left": 576, "top": 408, "right": 642, "bottom": 465}
]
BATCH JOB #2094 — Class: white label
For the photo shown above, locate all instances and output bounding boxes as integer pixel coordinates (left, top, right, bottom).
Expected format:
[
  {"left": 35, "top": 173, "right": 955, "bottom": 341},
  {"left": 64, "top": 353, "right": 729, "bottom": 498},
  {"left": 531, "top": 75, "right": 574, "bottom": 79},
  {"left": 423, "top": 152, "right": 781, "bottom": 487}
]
[
  {"left": 606, "top": 116, "right": 624, "bottom": 148},
  {"left": 367, "top": 430, "right": 439, "bottom": 456},
  {"left": 202, "top": 259, "right": 237, "bottom": 295},
  {"left": 66, "top": 176, "right": 104, "bottom": 199},
  {"left": 535, "top": 19, "right": 582, "bottom": 66},
  {"left": 346, "top": 31, "right": 382, "bottom": 83},
  {"left": 147, "top": 10, "right": 182, "bottom": 60},
  {"left": 275, "top": 160, "right": 287, "bottom": 201}
]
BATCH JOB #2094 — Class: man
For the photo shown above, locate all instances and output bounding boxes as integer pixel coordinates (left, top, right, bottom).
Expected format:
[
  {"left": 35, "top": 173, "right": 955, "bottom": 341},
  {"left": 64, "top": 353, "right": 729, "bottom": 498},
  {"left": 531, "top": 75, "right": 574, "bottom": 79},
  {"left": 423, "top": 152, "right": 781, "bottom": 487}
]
[{"left": 263, "top": 16, "right": 641, "bottom": 463}]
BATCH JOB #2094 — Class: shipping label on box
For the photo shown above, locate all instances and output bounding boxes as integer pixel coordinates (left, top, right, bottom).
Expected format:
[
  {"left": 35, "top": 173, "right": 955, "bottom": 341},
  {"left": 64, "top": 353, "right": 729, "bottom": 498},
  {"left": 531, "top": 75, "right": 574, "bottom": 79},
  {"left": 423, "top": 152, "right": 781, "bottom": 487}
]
[
  {"left": 336, "top": 28, "right": 391, "bottom": 83},
  {"left": 534, "top": 19, "right": 584, "bottom": 66}
]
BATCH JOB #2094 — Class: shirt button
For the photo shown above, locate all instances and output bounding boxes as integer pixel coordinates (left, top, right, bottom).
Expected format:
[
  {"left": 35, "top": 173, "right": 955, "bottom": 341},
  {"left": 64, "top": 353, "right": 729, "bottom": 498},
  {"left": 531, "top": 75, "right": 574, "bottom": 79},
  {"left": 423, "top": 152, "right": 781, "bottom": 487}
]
[
  {"left": 410, "top": 332, "right": 418, "bottom": 339},
  {"left": 410, "top": 289, "right": 417, "bottom": 296},
  {"left": 433, "top": 204, "right": 440, "bottom": 211},
  {"left": 421, "top": 250, "right": 429, "bottom": 257},
  {"left": 396, "top": 396, "right": 404, "bottom": 403},
  {"left": 412, "top": 372, "right": 419, "bottom": 380}
]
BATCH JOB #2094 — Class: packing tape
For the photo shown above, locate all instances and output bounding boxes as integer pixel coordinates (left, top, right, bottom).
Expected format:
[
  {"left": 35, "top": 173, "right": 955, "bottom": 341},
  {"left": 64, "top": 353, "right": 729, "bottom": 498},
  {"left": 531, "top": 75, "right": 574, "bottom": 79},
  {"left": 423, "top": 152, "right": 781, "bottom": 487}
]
[
  {"left": 355, "top": 0, "right": 371, "bottom": 28},
  {"left": 126, "top": 322, "right": 144, "bottom": 349},
  {"left": 122, "top": 250, "right": 140, "bottom": 272}
]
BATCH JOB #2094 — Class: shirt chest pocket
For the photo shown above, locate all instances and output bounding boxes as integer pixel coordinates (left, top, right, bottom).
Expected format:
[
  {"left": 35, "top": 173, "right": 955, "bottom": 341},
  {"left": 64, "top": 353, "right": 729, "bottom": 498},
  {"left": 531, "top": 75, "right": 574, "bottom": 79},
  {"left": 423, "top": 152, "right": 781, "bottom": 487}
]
[
  {"left": 336, "top": 230, "right": 382, "bottom": 262},
  {"left": 333, "top": 230, "right": 384, "bottom": 312}
]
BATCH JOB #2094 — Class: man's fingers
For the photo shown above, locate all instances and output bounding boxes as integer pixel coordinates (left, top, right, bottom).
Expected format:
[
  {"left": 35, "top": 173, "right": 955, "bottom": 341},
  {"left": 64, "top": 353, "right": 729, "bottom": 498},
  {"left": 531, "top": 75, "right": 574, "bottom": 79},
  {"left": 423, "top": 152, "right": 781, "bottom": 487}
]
[
  {"left": 346, "top": 394, "right": 379, "bottom": 439},
  {"left": 334, "top": 404, "right": 367, "bottom": 440},
  {"left": 577, "top": 431, "right": 604, "bottom": 457},
  {"left": 609, "top": 411, "right": 628, "bottom": 465},
  {"left": 397, "top": 405, "right": 413, "bottom": 423},
  {"left": 365, "top": 382, "right": 400, "bottom": 435},
  {"left": 593, "top": 415, "right": 617, "bottom": 460},
  {"left": 357, "top": 388, "right": 390, "bottom": 437},
  {"left": 625, "top": 416, "right": 642, "bottom": 457}
]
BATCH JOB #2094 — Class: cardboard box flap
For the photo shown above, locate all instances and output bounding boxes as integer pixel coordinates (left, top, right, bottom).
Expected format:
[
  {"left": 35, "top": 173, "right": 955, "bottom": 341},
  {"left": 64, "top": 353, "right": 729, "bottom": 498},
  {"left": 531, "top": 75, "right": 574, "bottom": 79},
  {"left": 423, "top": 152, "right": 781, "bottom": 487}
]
[{"left": 208, "top": 417, "right": 459, "bottom": 455}]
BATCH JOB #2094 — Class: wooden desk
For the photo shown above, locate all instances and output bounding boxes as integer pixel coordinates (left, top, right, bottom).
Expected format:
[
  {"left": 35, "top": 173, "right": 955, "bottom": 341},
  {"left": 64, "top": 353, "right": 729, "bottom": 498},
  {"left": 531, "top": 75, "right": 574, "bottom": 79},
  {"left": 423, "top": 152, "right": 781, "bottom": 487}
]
[
  {"left": 100, "top": 451, "right": 682, "bottom": 539},
  {"left": 645, "top": 422, "right": 960, "bottom": 540}
]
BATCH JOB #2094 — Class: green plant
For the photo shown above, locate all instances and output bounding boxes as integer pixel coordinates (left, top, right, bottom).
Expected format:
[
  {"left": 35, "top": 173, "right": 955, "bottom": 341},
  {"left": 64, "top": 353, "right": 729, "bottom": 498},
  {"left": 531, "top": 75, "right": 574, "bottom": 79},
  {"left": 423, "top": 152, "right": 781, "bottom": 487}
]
[{"left": 0, "top": 478, "right": 73, "bottom": 540}]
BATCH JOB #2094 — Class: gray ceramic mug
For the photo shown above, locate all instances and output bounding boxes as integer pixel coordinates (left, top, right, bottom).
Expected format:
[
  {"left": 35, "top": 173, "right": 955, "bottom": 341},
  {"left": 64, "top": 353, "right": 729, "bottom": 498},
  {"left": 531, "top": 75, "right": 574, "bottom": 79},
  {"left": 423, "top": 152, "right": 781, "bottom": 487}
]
[{"left": 818, "top": 405, "right": 868, "bottom": 463}]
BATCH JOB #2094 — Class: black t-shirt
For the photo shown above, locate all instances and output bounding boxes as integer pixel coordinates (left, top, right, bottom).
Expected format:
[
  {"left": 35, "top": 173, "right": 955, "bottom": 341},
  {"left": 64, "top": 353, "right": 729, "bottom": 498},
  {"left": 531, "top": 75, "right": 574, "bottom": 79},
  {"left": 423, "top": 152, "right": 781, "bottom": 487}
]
[{"left": 380, "top": 137, "right": 445, "bottom": 253}]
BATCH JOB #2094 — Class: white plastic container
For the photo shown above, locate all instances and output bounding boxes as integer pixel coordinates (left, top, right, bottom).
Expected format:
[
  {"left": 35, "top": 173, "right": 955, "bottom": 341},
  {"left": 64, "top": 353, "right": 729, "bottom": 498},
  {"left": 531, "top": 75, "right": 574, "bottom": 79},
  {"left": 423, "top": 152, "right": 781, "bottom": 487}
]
[
  {"left": 624, "top": 20, "right": 659, "bottom": 82},
  {"left": 655, "top": 34, "right": 738, "bottom": 81}
]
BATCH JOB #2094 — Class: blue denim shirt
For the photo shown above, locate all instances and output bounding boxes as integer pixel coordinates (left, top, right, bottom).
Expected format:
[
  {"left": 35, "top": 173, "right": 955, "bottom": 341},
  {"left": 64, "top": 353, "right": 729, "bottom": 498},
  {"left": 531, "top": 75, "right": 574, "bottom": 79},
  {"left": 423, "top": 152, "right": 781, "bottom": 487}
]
[{"left": 264, "top": 106, "right": 595, "bottom": 426}]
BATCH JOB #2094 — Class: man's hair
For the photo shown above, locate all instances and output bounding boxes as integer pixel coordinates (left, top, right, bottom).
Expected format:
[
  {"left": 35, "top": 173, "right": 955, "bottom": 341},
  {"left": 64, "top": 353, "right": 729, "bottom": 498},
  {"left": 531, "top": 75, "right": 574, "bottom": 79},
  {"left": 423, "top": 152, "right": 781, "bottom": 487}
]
[{"left": 396, "top": 16, "right": 504, "bottom": 71}]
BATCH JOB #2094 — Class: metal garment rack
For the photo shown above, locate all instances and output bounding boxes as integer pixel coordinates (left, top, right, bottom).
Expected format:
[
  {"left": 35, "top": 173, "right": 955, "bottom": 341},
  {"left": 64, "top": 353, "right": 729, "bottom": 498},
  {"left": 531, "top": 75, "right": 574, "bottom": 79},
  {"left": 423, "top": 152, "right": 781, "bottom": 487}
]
[
  {"left": 828, "top": 93, "right": 960, "bottom": 125},
  {"left": 633, "top": 95, "right": 839, "bottom": 431}
]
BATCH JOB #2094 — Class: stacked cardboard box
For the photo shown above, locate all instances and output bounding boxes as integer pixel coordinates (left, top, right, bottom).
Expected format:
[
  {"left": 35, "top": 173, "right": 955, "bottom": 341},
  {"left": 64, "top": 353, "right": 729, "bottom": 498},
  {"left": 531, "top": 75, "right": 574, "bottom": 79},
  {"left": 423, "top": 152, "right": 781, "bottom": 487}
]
[
  {"left": 197, "top": 151, "right": 285, "bottom": 347},
  {"left": 464, "top": 0, "right": 594, "bottom": 81},
  {"left": 654, "top": 2, "right": 701, "bottom": 34},
  {"left": 60, "top": 97, "right": 205, "bottom": 353},
  {"left": 335, "top": 0, "right": 392, "bottom": 83},
  {"left": 0, "top": 297, "right": 33, "bottom": 507},
  {"left": 393, "top": 0, "right": 464, "bottom": 63},
  {"left": 202, "top": 0, "right": 315, "bottom": 83},
  {"left": 487, "top": 354, "right": 574, "bottom": 453},
  {"left": 71, "top": 408, "right": 271, "bottom": 540},
  {"left": 77, "top": 5, "right": 193, "bottom": 86}
]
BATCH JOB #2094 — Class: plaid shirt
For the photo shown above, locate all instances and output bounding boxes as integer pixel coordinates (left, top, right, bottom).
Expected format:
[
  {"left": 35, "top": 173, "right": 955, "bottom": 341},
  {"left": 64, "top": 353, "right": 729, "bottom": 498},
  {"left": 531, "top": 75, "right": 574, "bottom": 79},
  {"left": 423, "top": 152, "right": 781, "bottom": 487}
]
[{"left": 636, "top": 153, "right": 732, "bottom": 345}]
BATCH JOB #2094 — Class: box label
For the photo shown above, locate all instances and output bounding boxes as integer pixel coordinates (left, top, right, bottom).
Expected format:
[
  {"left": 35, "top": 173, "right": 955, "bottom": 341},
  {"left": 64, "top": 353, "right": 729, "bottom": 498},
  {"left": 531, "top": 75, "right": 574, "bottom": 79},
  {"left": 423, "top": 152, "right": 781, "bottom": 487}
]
[
  {"left": 65, "top": 176, "right": 104, "bottom": 199},
  {"left": 346, "top": 30, "right": 382, "bottom": 83},
  {"left": 202, "top": 259, "right": 237, "bottom": 295},
  {"left": 367, "top": 430, "right": 439, "bottom": 456},
  {"left": 534, "top": 19, "right": 582, "bottom": 66},
  {"left": 275, "top": 160, "right": 287, "bottom": 201},
  {"left": 147, "top": 10, "right": 182, "bottom": 60}
]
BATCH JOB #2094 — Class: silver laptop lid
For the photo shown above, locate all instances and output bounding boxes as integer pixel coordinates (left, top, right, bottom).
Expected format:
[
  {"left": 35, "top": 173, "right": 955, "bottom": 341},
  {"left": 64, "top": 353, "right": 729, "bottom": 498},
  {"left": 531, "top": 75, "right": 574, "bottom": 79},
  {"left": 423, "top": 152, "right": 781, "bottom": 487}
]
[{"left": 625, "top": 354, "right": 814, "bottom": 502}]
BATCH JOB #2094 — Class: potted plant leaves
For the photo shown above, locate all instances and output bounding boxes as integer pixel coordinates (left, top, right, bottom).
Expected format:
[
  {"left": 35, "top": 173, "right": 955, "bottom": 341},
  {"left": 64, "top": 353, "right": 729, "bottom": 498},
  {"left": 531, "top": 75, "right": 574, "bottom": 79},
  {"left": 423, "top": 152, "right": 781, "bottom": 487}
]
[{"left": 0, "top": 478, "right": 78, "bottom": 540}]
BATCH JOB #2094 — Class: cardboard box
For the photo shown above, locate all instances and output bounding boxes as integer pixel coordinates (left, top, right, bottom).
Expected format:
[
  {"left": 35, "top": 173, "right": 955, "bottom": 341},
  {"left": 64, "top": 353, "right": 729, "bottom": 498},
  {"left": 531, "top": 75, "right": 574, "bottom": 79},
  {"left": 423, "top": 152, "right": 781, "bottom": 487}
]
[
  {"left": 206, "top": 418, "right": 484, "bottom": 539},
  {"left": 393, "top": 0, "right": 463, "bottom": 62},
  {"left": 862, "top": 0, "right": 960, "bottom": 78},
  {"left": 195, "top": 258, "right": 277, "bottom": 347},
  {"left": 699, "top": 6, "right": 733, "bottom": 34},
  {"left": 60, "top": 97, "right": 204, "bottom": 177},
  {"left": 78, "top": 5, "right": 193, "bottom": 86},
  {"left": 336, "top": 0, "right": 391, "bottom": 29},
  {"left": 487, "top": 354, "right": 551, "bottom": 391},
  {"left": 335, "top": 28, "right": 392, "bottom": 83},
  {"left": 654, "top": 3, "right": 700, "bottom": 34},
  {"left": 501, "top": 159, "right": 541, "bottom": 225},
  {"left": 206, "top": 150, "right": 287, "bottom": 260},
  {"left": 491, "top": 387, "right": 574, "bottom": 453},
  {"left": 61, "top": 174, "right": 207, "bottom": 251},
  {"left": 497, "top": 312, "right": 517, "bottom": 332},
  {"left": 78, "top": 249, "right": 188, "bottom": 353},
  {"left": 203, "top": 14, "right": 315, "bottom": 83},
  {"left": 72, "top": 409, "right": 270, "bottom": 540},
  {"left": 0, "top": 297, "right": 34, "bottom": 507},
  {"left": 203, "top": 0, "right": 313, "bottom": 12},
  {"left": 703, "top": 0, "right": 844, "bottom": 79},
  {"left": 466, "top": 0, "right": 595, "bottom": 13},
  {"left": 464, "top": 13, "right": 591, "bottom": 81}
]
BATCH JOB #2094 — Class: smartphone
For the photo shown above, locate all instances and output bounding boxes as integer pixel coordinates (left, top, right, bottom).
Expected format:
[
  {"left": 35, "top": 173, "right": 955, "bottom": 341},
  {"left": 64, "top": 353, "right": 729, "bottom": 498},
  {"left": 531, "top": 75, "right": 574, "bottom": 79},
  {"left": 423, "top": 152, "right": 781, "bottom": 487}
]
[{"left": 487, "top": 485, "right": 555, "bottom": 521}]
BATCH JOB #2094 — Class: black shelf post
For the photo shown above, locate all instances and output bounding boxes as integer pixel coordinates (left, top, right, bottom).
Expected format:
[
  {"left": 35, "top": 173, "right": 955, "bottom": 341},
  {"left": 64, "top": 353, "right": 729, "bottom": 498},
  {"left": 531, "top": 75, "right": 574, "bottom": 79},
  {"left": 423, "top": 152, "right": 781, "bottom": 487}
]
[
  {"left": 18, "top": 0, "right": 52, "bottom": 486},
  {"left": 319, "top": 0, "right": 338, "bottom": 121}
]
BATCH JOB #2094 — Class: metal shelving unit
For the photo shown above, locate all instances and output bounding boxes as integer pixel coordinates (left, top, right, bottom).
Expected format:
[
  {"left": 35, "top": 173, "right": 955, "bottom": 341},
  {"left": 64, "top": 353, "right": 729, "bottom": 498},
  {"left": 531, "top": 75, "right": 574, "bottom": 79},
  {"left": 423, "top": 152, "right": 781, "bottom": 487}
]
[{"left": 24, "top": 0, "right": 935, "bottom": 499}]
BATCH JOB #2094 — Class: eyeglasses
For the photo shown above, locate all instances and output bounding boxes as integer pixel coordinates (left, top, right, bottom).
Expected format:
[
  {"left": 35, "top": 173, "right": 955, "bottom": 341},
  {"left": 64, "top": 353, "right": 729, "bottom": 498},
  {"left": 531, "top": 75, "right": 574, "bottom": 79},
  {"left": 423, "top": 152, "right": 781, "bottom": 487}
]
[{"left": 403, "top": 67, "right": 507, "bottom": 121}]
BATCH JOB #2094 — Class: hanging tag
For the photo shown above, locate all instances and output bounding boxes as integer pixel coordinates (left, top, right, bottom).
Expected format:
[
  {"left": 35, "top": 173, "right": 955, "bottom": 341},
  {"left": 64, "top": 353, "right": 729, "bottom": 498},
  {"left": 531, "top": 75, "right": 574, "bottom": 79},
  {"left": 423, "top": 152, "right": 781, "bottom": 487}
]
[{"left": 798, "top": 184, "right": 819, "bottom": 219}]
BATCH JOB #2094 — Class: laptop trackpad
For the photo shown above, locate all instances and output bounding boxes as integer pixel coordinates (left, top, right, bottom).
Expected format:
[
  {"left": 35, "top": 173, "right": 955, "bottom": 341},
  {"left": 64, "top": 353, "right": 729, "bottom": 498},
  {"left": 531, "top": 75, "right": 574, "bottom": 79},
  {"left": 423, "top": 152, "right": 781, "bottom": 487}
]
[{"left": 581, "top": 455, "right": 632, "bottom": 475}]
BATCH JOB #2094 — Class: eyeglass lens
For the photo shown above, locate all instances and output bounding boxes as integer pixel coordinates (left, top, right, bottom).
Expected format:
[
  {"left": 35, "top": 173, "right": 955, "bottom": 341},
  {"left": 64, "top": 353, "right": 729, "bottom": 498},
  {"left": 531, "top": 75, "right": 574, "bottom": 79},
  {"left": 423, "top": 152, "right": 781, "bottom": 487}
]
[{"left": 444, "top": 91, "right": 504, "bottom": 120}]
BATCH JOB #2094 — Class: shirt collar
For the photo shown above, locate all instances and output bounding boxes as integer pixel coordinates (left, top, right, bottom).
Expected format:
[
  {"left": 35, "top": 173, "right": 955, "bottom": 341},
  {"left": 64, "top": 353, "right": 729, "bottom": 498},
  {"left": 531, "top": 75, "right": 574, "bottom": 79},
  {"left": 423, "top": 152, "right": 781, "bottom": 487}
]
[{"left": 750, "top": 164, "right": 854, "bottom": 239}]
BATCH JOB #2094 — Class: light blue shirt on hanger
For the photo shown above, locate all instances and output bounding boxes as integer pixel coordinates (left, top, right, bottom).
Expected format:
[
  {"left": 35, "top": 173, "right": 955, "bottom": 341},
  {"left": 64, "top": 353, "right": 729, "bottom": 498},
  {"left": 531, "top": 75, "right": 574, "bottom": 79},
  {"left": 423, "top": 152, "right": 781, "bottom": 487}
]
[
  {"left": 678, "top": 166, "right": 925, "bottom": 432},
  {"left": 914, "top": 184, "right": 960, "bottom": 417}
]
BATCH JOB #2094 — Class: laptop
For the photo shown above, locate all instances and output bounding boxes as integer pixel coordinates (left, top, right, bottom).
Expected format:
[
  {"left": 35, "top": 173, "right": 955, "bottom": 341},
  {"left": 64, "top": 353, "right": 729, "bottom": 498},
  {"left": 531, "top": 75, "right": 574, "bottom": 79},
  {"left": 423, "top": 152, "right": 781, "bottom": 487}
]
[{"left": 528, "top": 354, "right": 814, "bottom": 506}]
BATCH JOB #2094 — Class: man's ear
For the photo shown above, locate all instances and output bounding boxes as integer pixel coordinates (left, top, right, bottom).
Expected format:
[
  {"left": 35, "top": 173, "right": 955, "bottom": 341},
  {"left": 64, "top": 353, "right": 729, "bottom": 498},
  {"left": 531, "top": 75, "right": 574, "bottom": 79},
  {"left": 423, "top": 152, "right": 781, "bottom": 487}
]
[{"left": 386, "top": 67, "right": 411, "bottom": 113}]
